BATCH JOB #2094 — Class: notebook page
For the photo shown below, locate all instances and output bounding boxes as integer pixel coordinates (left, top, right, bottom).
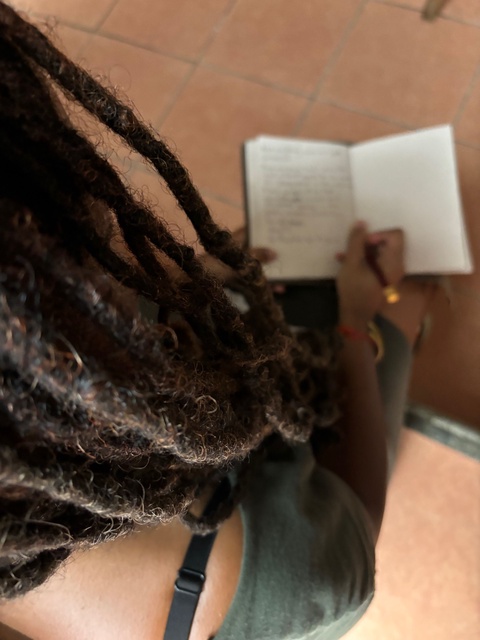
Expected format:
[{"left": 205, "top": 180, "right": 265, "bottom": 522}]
[
  {"left": 350, "top": 126, "right": 473, "bottom": 274},
  {"left": 246, "top": 136, "right": 354, "bottom": 280}
]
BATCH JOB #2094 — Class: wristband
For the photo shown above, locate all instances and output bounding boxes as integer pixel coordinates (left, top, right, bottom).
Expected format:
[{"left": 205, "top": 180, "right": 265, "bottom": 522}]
[{"left": 336, "top": 322, "right": 384, "bottom": 363}]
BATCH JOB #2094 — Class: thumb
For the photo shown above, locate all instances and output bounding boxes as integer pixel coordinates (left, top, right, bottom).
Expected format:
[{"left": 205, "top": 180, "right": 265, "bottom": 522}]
[
  {"left": 250, "top": 247, "right": 277, "bottom": 263},
  {"left": 346, "top": 221, "right": 368, "bottom": 264}
]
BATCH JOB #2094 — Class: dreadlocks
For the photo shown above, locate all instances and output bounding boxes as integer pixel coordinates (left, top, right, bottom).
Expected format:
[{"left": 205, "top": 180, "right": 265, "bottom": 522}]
[{"left": 0, "top": 1, "right": 342, "bottom": 599}]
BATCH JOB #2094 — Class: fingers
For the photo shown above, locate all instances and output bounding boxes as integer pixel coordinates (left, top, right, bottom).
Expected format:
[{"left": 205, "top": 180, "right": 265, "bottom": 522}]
[
  {"left": 338, "top": 225, "right": 405, "bottom": 284},
  {"left": 250, "top": 247, "right": 278, "bottom": 263},
  {"left": 340, "top": 225, "right": 404, "bottom": 258},
  {"left": 345, "top": 220, "right": 368, "bottom": 264},
  {"left": 230, "top": 227, "right": 278, "bottom": 264},
  {"left": 336, "top": 229, "right": 382, "bottom": 262},
  {"left": 376, "top": 229, "right": 405, "bottom": 282},
  {"left": 231, "top": 227, "right": 247, "bottom": 247}
]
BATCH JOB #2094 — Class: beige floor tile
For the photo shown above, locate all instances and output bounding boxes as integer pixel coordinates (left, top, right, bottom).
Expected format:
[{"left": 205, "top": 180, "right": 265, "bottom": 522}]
[
  {"left": 101, "top": 0, "right": 230, "bottom": 60},
  {"left": 409, "top": 289, "right": 480, "bottom": 428},
  {"left": 9, "top": 0, "right": 116, "bottom": 29},
  {"left": 78, "top": 34, "right": 191, "bottom": 125},
  {"left": 160, "top": 67, "right": 307, "bottom": 205},
  {"left": 343, "top": 428, "right": 480, "bottom": 640},
  {"left": 297, "top": 102, "right": 406, "bottom": 142},
  {"left": 321, "top": 2, "right": 480, "bottom": 127},
  {"left": 456, "top": 76, "right": 480, "bottom": 148},
  {"left": 452, "top": 145, "right": 480, "bottom": 293},
  {"left": 204, "top": 0, "right": 361, "bottom": 94},
  {"left": 382, "top": 0, "right": 480, "bottom": 25}
]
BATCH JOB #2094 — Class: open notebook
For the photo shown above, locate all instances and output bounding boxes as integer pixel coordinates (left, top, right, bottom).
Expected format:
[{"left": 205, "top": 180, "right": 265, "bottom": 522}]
[{"left": 243, "top": 126, "right": 473, "bottom": 281}]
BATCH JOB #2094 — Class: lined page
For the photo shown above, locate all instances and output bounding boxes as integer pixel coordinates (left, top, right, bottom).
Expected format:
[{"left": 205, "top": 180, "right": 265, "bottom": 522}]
[
  {"left": 246, "top": 136, "right": 354, "bottom": 280},
  {"left": 350, "top": 126, "right": 473, "bottom": 275}
]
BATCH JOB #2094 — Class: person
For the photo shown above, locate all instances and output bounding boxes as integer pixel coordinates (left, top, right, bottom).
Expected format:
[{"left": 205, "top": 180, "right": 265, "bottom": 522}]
[{"left": 0, "top": 3, "right": 435, "bottom": 639}]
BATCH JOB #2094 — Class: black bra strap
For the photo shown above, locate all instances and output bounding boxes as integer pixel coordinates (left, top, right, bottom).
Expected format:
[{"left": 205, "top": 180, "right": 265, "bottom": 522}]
[{"left": 163, "top": 475, "right": 232, "bottom": 640}]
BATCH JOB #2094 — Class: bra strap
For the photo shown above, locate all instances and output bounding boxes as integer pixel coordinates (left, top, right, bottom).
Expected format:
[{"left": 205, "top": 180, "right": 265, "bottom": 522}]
[{"left": 163, "top": 475, "right": 232, "bottom": 640}]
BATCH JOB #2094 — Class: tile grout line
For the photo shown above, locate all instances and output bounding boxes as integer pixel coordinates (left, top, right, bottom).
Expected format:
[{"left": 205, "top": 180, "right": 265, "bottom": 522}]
[
  {"left": 456, "top": 139, "right": 480, "bottom": 151},
  {"left": 87, "top": 28, "right": 196, "bottom": 64},
  {"left": 312, "top": 0, "right": 370, "bottom": 100},
  {"left": 199, "top": 188, "right": 243, "bottom": 210},
  {"left": 372, "top": 0, "right": 439, "bottom": 17},
  {"left": 93, "top": 0, "right": 120, "bottom": 33},
  {"left": 299, "top": 94, "right": 480, "bottom": 141},
  {"left": 154, "top": 64, "right": 197, "bottom": 131},
  {"left": 199, "top": 61, "right": 311, "bottom": 98},
  {"left": 452, "top": 61, "right": 480, "bottom": 127},
  {"left": 27, "top": 0, "right": 121, "bottom": 36},
  {"left": 320, "top": 97, "right": 416, "bottom": 130},
  {"left": 292, "top": 0, "right": 369, "bottom": 135},
  {"left": 28, "top": 13, "right": 99, "bottom": 36},
  {"left": 196, "top": 0, "right": 240, "bottom": 62},
  {"left": 124, "top": 0, "right": 237, "bottom": 134},
  {"left": 154, "top": 0, "right": 240, "bottom": 131},
  {"left": 435, "top": 15, "right": 480, "bottom": 29},
  {"left": 373, "top": 0, "right": 480, "bottom": 28}
]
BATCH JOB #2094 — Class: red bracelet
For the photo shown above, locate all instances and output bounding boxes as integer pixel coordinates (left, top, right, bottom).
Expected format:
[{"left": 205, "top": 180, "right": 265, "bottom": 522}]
[
  {"left": 336, "top": 323, "right": 383, "bottom": 363},
  {"left": 337, "top": 324, "right": 377, "bottom": 353},
  {"left": 336, "top": 324, "right": 370, "bottom": 341}
]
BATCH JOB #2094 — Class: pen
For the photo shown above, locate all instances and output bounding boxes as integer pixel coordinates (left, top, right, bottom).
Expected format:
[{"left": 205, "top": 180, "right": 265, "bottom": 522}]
[
  {"left": 365, "top": 242, "right": 400, "bottom": 304},
  {"left": 365, "top": 243, "right": 388, "bottom": 286}
]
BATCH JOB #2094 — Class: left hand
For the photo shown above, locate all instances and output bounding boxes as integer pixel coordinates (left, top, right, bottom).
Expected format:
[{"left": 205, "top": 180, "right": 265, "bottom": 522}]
[{"left": 199, "top": 227, "right": 278, "bottom": 283}]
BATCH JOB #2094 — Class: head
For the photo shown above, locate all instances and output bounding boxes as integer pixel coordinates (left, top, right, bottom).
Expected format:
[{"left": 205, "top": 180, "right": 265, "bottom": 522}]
[{"left": 0, "top": 1, "right": 341, "bottom": 599}]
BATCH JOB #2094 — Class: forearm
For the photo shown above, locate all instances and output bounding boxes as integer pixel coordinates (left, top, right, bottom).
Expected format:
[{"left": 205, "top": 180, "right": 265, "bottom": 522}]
[{"left": 312, "top": 321, "right": 388, "bottom": 541}]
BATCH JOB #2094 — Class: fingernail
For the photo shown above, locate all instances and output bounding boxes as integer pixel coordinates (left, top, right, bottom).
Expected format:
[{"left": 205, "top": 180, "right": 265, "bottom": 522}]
[{"left": 355, "top": 220, "right": 367, "bottom": 230}]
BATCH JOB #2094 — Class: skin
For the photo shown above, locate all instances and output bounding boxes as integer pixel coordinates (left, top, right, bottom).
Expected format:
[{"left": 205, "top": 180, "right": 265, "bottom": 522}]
[{"left": 0, "top": 221, "right": 433, "bottom": 639}]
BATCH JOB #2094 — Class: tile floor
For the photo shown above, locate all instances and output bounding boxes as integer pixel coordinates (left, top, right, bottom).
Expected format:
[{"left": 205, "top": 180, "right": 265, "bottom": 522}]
[{"left": 5, "top": 1, "right": 480, "bottom": 637}]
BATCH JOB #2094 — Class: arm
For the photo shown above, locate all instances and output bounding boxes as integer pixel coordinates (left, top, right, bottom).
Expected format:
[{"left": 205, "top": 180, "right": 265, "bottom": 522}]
[
  {"left": 311, "top": 222, "right": 405, "bottom": 545},
  {"left": 0, "top": 621, "right": 34, "bottom": 640},
  {"left": 312, "top": 335, "right": 387, "bottom": 545}
]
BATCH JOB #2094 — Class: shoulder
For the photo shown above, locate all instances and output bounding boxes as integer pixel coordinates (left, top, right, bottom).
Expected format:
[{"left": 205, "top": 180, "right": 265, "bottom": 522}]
[
  {"left": 212, "top": 448, "right": 377, "bottom": 639},
  {"left": 0, "top": 502, "right": 244, "bottom": 640}
]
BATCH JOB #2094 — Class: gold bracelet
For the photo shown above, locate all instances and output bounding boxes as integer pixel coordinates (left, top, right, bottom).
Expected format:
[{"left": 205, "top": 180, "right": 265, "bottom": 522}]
[{"left": 367, "top": 321, "right": 384, "bottom": 363}]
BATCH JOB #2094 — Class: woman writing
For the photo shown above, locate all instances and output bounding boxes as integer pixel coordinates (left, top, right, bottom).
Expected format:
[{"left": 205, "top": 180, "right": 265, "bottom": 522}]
[{"left": 0, "top": 3, "right": 432, "bottom": 638}]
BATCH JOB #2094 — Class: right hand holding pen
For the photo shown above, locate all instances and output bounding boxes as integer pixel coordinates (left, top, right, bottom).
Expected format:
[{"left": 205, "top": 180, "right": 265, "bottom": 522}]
[{"left": 336, "top": 221, "right": 405, "bottom": 329}]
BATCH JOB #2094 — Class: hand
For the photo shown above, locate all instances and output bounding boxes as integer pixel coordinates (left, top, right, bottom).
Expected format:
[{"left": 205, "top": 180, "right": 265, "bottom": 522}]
[
  {"left": 198, "top": 227, "right": 277, "bottom": 283},
  {"left": 336, "top": 221, "right": 405, "bottom": 329}
]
